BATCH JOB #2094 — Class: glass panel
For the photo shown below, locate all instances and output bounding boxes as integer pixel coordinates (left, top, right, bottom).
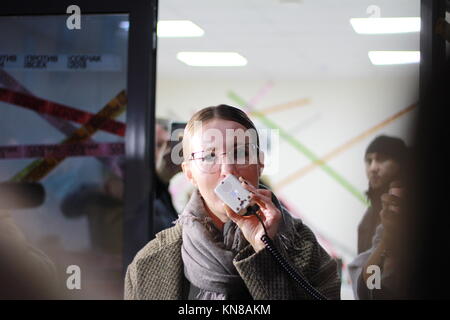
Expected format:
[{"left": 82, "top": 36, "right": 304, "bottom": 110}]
[
  {"left": 0, "top": 14, "right": 128, "bottom": 299},
  {"left": 156, "top": 0, "right": 420, "bottom": 300}
]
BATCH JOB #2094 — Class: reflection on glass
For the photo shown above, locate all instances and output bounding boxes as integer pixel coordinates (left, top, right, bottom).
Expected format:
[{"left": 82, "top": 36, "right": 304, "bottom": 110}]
[{"left": 0, "top": 14, "right": 128, "bottom": 299}]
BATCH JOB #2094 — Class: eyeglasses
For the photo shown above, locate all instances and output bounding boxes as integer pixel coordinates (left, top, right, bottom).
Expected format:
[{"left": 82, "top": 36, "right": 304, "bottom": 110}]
[{"left": 188, "top": 143, "right": 259, "bottom": 173}]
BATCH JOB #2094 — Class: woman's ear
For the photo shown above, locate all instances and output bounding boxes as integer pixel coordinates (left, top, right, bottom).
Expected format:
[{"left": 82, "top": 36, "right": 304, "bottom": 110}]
[
  {"left": 182, "top": 161, "right": 197, "bottom": 186},
  {"left": 259, "top": 166, "right": 264, "bottom": 177},
  {"left": 258, "top": 150, "right": 265, "bottom": 176}
]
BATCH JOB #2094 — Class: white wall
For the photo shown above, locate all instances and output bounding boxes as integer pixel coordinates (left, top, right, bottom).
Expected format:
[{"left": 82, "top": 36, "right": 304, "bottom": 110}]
[{"left": 156, "top": 74, "right": 419, "bottom": 299}]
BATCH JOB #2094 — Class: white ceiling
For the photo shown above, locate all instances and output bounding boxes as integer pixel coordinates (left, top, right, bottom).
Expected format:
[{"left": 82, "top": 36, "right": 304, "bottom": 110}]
[{"left": 157, "top": 0, "right": 420, "bottom": 80}]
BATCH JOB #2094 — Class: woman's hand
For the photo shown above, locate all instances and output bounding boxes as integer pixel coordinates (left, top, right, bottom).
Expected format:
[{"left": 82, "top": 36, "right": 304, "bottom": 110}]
[{"left": 222, "top": 177, "right": 282, "bottom": 252}]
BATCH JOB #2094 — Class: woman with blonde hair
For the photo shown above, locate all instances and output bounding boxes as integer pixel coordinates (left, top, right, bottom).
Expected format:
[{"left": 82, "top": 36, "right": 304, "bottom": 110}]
[{"left": 125, "top": 104, "right": 340, "bottom": 300}]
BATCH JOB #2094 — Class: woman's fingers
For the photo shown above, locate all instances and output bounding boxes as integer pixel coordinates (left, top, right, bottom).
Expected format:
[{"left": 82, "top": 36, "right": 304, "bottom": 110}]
[
  {"left": 239, "top": 176, "right": 257, "bottom": 192},
  {"left": 239, "top": 177, "right": 273, "bottom": 204},
  {"left": 223, "top": 203, "right": 243, "bottom": 224},
  {"left": 247, "top": 191, "right": 281, "bottom": 227},
  {"left": 257, "top": 188, "right": 274, "bottom": 199},
  {"left": 248, "top": 191, "right": 279, "bottom": 222},
  {"left": 251, "top": 191, "right": 272, "bottom": 207},
  {"left": 238, "top": 176, "right": 281, "bottom": 221}
]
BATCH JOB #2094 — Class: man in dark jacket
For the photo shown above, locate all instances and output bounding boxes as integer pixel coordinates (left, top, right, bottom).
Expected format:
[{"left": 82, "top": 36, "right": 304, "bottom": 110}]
[
  {"left": 348, "top": 135, "right": 409, "bottom": 300},
  {"left": 151, "top": 118, "right": 181, "bottom": 235},
  {"left": 357, "top": 135, "right": 408, "bottom": 254}
]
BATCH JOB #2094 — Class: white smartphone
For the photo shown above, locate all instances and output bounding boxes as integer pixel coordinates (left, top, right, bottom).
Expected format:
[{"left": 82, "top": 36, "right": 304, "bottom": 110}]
[{"left": 214, "top": 175, "right": 254, "bottom": 216}]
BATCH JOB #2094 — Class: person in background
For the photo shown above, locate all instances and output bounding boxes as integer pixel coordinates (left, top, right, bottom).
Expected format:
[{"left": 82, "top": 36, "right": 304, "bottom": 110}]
[
  {"left": 60, "top": 168, "right": 124, "bottom": 255},
  {"left": 0, "top": 183, "right": 58, "bottom": 299},
  {"left": 152, "top": 118, "right": 183, "bottom": 235},
  {"left": 348, "top": 180, "right": 407, "bottom": 299},
  {"left": 357, "top": 135, "right": 408, "bottom": 254},
  {"left": 125, "top": 118, "right": 184, "bottom": 268},
  {"left": 348, "top": 135, "right": 409, "bottom": 299}
]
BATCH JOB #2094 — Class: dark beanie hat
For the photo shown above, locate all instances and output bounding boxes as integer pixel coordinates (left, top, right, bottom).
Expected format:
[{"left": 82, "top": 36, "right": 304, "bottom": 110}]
[{"left": 366, "top": 135, "right": 408, "bottom": 164}]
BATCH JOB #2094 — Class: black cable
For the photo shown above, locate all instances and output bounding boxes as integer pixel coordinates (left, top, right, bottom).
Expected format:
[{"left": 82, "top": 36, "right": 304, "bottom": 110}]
[{"left": 251, "top": 211, "right": 328, "bottom": 300}]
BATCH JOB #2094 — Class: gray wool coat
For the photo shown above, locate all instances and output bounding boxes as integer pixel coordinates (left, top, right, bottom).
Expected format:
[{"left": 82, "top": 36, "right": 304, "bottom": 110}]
[{"left": 124, "top": 218, "right": 341, "bottom": 300}]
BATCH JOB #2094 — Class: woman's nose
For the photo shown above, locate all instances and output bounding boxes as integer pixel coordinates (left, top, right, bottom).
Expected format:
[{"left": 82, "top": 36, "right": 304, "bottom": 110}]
[{"left": 219, "top": 162, "right": 239, "bottom": 177}]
